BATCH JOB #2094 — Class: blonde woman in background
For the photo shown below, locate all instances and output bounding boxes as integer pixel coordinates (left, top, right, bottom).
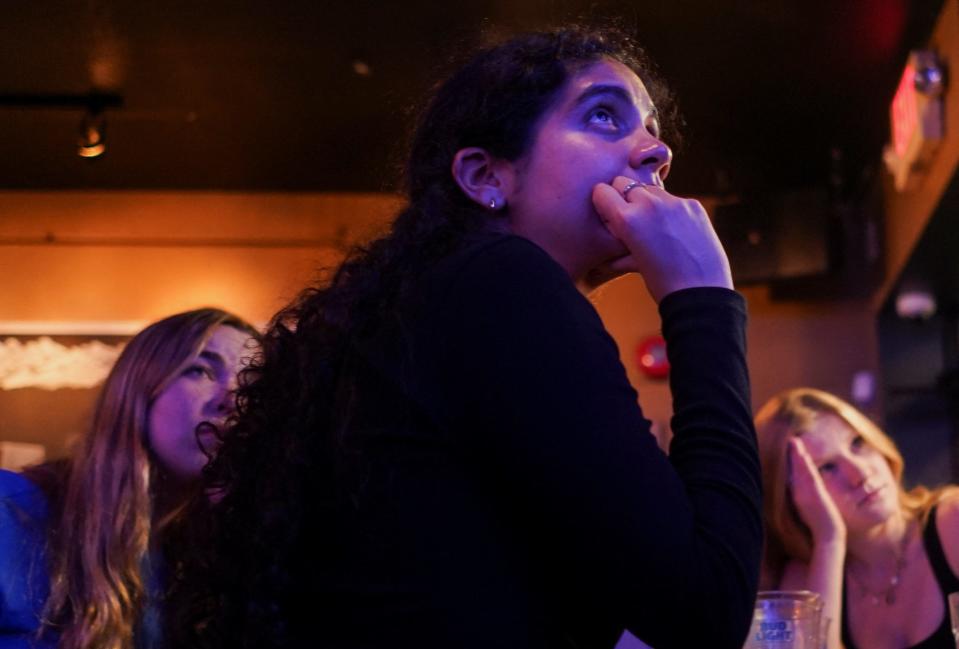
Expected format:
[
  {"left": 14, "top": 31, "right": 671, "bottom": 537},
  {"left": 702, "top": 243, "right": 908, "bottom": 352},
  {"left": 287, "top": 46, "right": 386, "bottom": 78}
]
[
  {"left": 0, "top": 308, "right": 257, "bottom": 649},
  {"left": 757, "top": 387, "right": 959, "bottom": 649}
]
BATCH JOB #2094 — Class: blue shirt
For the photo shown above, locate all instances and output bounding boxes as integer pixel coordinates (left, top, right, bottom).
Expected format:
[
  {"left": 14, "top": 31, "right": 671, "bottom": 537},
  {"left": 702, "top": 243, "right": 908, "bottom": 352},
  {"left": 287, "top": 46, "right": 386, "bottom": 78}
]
[
  {"left": 0, "top": 470, "right": 163, "bottom": 649},
  {"left": 0, "top": 469, "right": 53, "bottom": 649}
]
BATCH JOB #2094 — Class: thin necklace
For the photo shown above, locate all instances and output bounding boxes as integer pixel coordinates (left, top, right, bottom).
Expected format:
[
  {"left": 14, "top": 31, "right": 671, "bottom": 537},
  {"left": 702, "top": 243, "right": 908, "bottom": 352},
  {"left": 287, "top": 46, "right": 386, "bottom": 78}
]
[{"left": 846, "top": 520, "right": 913, "bottom": 606}]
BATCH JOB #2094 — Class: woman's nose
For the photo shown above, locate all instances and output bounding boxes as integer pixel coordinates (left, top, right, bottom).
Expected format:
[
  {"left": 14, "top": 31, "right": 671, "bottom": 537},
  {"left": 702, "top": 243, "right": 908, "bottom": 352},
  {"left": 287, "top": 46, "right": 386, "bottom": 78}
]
[
  {"left": 629, "top": 137, "right": 672, "bottom": 183},
  {"left": 215, "top": 379, "right": 238, "bottom": 414},
  {"left": 840, "top": 456, "right": 869, "bottom": 487}
]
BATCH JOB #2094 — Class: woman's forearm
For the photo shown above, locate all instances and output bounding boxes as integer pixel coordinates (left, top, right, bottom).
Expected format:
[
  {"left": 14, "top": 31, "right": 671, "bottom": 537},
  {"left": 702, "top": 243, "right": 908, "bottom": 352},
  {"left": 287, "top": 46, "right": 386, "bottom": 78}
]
[{"left": 806, "top": 540, "right": 846, "bottom": 649}]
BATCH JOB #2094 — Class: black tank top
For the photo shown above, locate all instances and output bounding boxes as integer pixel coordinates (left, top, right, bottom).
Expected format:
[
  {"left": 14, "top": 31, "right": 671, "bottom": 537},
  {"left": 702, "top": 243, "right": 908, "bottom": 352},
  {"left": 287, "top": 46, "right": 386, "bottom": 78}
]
[{"left": 841, "top": 506, "right": 959, "bottom": 649}]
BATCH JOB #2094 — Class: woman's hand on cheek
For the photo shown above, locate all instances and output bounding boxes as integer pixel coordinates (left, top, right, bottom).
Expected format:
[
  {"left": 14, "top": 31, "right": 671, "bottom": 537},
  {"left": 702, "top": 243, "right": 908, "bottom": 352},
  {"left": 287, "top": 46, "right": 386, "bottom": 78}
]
[
  {"left": 788, "top": 437, "right": 847, "bottom": 545},
  {"left": 591, "top": 178, "right": 733, "bottom": 303}
]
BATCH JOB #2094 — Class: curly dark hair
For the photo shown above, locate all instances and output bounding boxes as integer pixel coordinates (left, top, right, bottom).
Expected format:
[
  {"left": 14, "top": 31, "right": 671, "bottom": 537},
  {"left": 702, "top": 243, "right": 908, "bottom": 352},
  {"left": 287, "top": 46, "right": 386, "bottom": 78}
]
[{"left": 170, "top": 24, "right": 678, "bottom": 648}]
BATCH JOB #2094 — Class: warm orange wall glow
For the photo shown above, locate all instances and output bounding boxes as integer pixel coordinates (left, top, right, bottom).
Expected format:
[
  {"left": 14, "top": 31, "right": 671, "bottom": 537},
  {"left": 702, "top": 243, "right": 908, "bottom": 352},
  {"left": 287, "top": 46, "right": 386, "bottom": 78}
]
[
  {"left": 593, "top": 277, "right": 879, "bottom": 426},
  {"left": 0, "top": 191, "right": 401, "bottom": 325},
  {"left": 1, "top": 245, "right": 341, "bottom": 324},
  {"left": 0, "top": 189, "right": 878, "bottom": 456}
]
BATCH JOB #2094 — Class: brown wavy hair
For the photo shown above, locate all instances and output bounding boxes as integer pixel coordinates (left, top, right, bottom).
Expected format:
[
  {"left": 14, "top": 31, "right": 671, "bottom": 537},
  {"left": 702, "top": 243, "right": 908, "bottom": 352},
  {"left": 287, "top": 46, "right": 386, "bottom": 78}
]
[
  {"left": 188, "top": 24, "right": 679, "bottom": 649},
  {"left": 23, "top": 308, "right": 257, "bottom": 649},
  {"left": 755, "top": 387, "right": 957, "bottom": 582}
]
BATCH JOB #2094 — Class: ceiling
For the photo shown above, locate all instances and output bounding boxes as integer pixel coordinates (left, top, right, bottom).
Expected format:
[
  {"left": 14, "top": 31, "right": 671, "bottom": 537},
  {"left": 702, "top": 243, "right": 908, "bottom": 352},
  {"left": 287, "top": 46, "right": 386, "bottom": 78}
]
[{"left": 0, "top": 0, "right": 946, "bottom": 197}]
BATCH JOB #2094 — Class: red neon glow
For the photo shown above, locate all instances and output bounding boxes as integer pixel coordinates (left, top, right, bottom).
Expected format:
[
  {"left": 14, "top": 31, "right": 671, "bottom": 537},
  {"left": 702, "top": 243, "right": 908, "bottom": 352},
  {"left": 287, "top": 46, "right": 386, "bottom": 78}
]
[
  {"left": 891, "top": 63, "right": 918, "bottom": 158},
  {"left": 635, "top": 335, "right": 669, "bottom": 380}
]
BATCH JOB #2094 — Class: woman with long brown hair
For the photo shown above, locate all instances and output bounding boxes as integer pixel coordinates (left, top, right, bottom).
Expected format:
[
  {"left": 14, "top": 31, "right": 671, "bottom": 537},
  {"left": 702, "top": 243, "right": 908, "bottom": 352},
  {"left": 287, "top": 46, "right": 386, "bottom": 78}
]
[
  {"left": 757, "top": 387, "right": 959, "bottom": 649},
  {"left": 0, "top": 307, "right": 257, "bottom": 649}
]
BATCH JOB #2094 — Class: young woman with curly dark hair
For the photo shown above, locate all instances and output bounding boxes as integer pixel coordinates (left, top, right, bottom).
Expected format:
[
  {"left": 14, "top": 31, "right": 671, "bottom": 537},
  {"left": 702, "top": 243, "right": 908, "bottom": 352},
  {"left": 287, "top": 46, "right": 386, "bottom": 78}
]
[{"left": 194, "top": 25, "right": 762, "bottom": 649}]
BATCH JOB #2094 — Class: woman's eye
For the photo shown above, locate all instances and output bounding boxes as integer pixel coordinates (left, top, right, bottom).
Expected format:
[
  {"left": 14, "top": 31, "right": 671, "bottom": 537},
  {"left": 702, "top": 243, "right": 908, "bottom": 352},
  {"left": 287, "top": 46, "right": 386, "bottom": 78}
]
[
  {"left": 818, "top": 462, "right": 836, "bottom": 475},
  {"left": 851, "top": 435, "right": 865, "bottom": 451},
  {"left": 588, "top": 107, "right": 617, "bottom": 128},
  {"left": 184, "top": 365, "right": 214, "bottom": 380}
]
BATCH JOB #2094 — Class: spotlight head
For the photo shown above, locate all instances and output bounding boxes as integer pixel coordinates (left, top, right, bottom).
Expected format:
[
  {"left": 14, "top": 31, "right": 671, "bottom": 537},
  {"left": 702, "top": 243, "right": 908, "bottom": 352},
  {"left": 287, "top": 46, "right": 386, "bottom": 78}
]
[{"left": 77, "top": 110, "right": 106, "bottom": 158}]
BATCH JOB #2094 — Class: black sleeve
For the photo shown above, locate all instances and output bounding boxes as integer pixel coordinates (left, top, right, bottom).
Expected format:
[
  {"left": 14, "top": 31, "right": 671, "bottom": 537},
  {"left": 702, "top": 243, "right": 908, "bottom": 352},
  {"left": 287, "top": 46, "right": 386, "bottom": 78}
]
[{"left": 428, "top": 236, "right": 761, "bottom": 649}]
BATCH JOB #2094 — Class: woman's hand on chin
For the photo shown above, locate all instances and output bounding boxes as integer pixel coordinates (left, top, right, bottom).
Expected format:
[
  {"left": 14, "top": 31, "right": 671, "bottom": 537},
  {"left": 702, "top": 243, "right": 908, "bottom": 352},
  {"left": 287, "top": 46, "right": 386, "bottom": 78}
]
[
  {"left": 592, "top": 177, "right": 733, "bottom": 303},
  {"left": 789, "top": 437, "right": 847, "bottom": 545}
]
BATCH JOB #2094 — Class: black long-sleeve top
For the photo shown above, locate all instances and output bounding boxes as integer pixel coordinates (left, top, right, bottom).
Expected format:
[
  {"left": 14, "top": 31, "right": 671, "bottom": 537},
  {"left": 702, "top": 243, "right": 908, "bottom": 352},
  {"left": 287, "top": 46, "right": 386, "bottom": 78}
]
[{"left": 306, "top": 233, "right": 762, "bottom": 649}]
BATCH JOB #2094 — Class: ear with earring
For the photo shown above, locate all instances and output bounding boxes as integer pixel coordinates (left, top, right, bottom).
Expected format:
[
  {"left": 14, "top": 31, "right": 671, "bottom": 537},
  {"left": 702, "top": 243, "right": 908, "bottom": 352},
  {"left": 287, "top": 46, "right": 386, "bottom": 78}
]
[{"left": 450, "top": 147, "right": 510, "bottom": 213}]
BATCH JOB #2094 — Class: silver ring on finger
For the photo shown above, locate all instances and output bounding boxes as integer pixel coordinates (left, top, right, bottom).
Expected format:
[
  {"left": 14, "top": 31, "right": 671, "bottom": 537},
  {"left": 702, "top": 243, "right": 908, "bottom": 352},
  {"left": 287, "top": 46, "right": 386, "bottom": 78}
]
[{"left": 622, "top": 181, "right": 646, "bottom": 199}]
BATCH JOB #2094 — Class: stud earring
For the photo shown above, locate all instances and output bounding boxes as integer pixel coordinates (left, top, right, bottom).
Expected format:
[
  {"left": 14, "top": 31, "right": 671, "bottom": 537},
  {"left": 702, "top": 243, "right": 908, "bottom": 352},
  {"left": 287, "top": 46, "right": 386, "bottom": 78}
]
[{"left": 488, "top": 197, "right": 497, "bottom": 210}]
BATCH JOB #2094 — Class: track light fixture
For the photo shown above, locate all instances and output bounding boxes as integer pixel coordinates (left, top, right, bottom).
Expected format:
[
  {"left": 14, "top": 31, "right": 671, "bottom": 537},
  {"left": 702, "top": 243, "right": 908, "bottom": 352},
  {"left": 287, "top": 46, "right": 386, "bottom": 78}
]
[
  {"left": 77, "top": 108, "right": 106, "bottom": 158},
  {"left": 0, "top": 91, "right": 122, "bottom": 158}
]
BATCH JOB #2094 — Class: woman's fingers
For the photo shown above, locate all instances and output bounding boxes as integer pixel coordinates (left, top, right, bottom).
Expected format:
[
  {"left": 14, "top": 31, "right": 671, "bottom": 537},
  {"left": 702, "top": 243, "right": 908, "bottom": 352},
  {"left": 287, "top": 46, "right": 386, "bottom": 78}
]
[
  {"left": 789, "top": 438, "right": 829, "bottom": 499},
  {"left": 788, "top": 437, "right": 814, "bottom": 484},
  {"left": 591, "top": 182, "right": 635, "bottom": 232},
  {"left": 788, "top": 438, "right": 846, "bottom": 543},
  {"left": 591, "top": 177, "right": 733, "bottom": 302}
]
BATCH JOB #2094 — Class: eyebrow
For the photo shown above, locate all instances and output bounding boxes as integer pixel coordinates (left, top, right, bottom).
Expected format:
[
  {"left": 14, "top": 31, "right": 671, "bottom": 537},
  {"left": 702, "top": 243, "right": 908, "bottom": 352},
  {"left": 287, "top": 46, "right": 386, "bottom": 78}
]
[{"left": 197, "top": 350, "right": 226, "bottom": 370}]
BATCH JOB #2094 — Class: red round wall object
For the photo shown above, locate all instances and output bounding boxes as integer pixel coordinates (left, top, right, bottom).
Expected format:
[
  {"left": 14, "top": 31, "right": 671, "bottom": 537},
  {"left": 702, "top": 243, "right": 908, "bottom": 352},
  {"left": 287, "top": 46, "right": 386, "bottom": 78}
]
[{"left": 635, "top": 335, "right": 669, "bottom": 379}]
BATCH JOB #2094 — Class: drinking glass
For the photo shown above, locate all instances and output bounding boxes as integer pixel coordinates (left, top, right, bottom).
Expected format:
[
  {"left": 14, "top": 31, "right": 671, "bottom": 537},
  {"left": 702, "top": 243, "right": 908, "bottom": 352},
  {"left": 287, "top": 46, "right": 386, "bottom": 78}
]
[
  {"left": 948, "top": 592, "right": 959, "bottom": 648},
  {"left": 743, "top": 591, "right": 823, "bottom": 649},
  {"left": 818, "top": 616, "right": 831, "bottom": 649}
]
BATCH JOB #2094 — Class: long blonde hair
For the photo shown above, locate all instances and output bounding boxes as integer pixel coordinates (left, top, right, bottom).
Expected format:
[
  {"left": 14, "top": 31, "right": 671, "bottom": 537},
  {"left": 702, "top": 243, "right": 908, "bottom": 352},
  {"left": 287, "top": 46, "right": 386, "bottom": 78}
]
[
  {"left": 28, "top": 308, "right": 256, "bottom": 649},
  {"left": 755, "top": 387, "right": 955, "bottom": 582}
]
